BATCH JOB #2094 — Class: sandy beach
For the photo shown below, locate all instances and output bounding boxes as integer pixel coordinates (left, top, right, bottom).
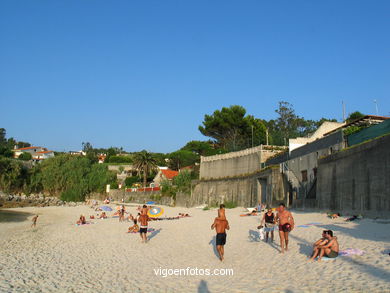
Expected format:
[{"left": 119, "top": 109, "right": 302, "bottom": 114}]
[{"left": 0, "top": 204, "right": 389, "bottom": 293}]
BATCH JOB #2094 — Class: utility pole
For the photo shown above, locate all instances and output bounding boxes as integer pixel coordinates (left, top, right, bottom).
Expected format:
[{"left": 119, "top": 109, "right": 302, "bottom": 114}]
[
  {"left": 266, "top": 128, "right": 269, "bottom": 145},
  {"left": 251, "top": 125, "right": 254, "bottom": 148},
  {"left": 374, "top": 99, "right": 379, "bottom": 116},
  {"left": 342, "top": 100, "right": 346, "bottom": 122}
]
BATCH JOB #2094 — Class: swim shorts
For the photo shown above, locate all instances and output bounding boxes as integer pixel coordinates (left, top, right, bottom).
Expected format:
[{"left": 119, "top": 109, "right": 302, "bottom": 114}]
[
  {"left": 139, "top": 227, "right": 148, "bottom": 234},
  {"left": 216, "top": 233, "right": 227, "bottom": 246},
  {"left": 326, "top": 250, "right": 338, "bottom": 258}
]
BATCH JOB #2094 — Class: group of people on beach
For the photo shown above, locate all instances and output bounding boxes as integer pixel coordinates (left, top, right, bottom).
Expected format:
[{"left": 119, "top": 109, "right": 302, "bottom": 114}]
[{"left": 211, "top": 202, "right": 339, "bottom": 261}]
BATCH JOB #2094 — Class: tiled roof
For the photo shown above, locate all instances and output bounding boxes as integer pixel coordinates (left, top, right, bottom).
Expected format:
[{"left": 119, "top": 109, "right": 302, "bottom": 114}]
[
  {"left": 14, "top": 146, "right": 41, "bottom": 151},
  {"left": 36, "top": 151, "right": 53, "bottom": 154},
  {"left": 161, "top": 169, "right": 179, "bottom": 180}
]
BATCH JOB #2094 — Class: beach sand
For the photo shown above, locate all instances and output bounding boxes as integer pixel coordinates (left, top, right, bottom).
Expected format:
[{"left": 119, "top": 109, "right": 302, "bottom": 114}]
[{"left": 0, "top": 204, "right": 389, "bottom": 293}]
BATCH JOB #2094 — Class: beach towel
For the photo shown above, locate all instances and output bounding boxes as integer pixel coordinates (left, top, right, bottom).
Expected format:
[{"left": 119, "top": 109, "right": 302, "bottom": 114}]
[
  {"left": 240, "top": 213, "right": 259, "bottom": 217},
  {"left": 339, "top": 248, "right": 365, "bottom": 256},
  {"left": 297, "top": 222, "right": 322, "bottom": 228}
]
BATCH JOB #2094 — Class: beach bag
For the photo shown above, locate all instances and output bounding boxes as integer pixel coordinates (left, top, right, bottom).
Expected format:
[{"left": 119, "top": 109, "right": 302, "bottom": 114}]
[{"left": 259, "top": 227, "right": 265, "bottom": 240}]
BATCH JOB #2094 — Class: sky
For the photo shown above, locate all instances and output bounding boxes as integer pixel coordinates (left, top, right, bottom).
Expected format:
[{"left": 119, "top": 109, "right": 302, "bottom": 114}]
[{"left": 0, "top": 0, "right": 389, "bottom": 153}]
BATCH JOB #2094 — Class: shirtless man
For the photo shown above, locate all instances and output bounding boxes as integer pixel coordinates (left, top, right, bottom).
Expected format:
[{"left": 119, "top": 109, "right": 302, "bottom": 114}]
[
  {"left": 138, "top": 213, "right": 150, "bottom": 243},
  {"left": 31, "top": 215, "right": 38, "bottom": 228},
  {"left": 313, "top": 230, "right": 339, "bottom": 262},
  {"left": 275, "top": 203, "right": 294, "bottom": 253},
  {"left": 211, "top": 209, "right": 230, "bottom": 261},
  {"left": 309, "top": 231, "right": 329, "bottom": 259}
]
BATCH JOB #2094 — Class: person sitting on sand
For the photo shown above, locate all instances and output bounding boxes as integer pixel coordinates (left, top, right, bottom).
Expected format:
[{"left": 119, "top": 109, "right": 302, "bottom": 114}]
[
  {"left": 31, "top": 215, "right": 38, "bottom": 228},
  {"left": 127, "top": 219, "right": 140, "bottom": 233},
  {"left": 328, "top": 213, "right": 341, "bottom": 219},
  {"left": 77, "top": 215, "right": 86, "bottom": 225},
  {"left": 99, "top": 212, "right": 107, "bottom": 219},
  {"left": 309, "top": 230, "right": 339, "bottom": 262},
  {"left": 128, "top": 213, "right": 134, "bottom": 222},
  {"left": 90, "top": 215, "right": 95, "bottom": 219},
  {"left": 104, "top": 198, "right": 110, "bottom": 204},
  {"left": 309, "top": 231, "right": 329, "bottom": 258}
]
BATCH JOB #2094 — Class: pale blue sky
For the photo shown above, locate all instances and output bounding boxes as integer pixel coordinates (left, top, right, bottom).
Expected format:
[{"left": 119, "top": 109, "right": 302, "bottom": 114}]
[{"left": 1, "top": 0, "right": 389, "bottom": 152}]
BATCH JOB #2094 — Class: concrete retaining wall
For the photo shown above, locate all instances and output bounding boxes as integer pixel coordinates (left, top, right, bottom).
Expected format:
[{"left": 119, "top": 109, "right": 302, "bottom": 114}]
[{"left": 316, "top": 134, "right": 390, "bottom": 217}]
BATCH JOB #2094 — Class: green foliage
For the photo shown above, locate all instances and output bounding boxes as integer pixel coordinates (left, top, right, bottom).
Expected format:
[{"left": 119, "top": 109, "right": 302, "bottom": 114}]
[
  {"left": 223, "top": 200, "right": 238, "bottom": 209},
  {"left": 202, "top": 206, "right": 210, "bottom": 210},
  {"left": 0, "top": 157, "right": 27, "bottom": 192},
  {"left": 346, "top": 111, "right": 365, "bottom": 123},
  {"left": 344, "top": 125, "right": 365, "bottom": 136},
  {"left": 180, "top": 140, "right": 224, "bottom": 156},
  {"left": 198, "top": 105, "right": 267, "bottom": 151},
  {"left": 173, "top": 170, "right": 192, "bottom": 193},
  {"left": 0, "top": 146, "right": 13, "bottom": 157},
  {"left": 133, "top": 150, "right": 158, "bottom": 187},
  {"left": 160, "top": 178, "right": 177, "bottom": 197},
  {"left": 28, "top": 155, "right": 116, "bottom": 201},
  {"left": 18, "top": 152, "right": 32, "bottom": 161},
  {"left": 125, "top": 176, "right": 141, "bottom": 187},
  {"left": 168, "top": 150, "right": 199, "bottom": 170},
  {"left": 106, "top": 155, "right": 133, "bottom": 164}
]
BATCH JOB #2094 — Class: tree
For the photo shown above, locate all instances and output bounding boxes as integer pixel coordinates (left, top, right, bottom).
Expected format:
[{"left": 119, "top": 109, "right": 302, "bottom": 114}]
[
  {"left": 274, "top": 101, "right": 300, "bottom": 145},
  {"left": 168, "top": 150, "right": 199, "bottom": 171},
  {"left": 0, "top": 128, "right": 6, "bottom": 146},
  {"left": 347, "top": 111, "right": 365, "bottom": 123},
  {"left": 199, "top": 105, "right": 267, "bottom": 151},
  {"left": 132, "top": 150, "right": 158, "bottom": 187}
]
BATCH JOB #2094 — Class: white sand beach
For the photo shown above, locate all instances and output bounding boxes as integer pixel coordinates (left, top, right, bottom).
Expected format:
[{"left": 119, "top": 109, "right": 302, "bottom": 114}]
[{"left": 0, "top": 204, "right": 389, "bottom": 293}]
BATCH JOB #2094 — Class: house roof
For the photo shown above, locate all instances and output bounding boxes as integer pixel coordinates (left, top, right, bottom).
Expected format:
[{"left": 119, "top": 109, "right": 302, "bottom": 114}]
[
  {"left": 324, "top": 115, "right": 390, "bottom": 136},
  {"left": 13, "top": 146, "right": 42, "bottom": 151},
  {"left": 161, "top": 169, "right": 179, "bottom": 180},
  {"left": 36, "top": 151, "right": 53, "bottom": 154}
]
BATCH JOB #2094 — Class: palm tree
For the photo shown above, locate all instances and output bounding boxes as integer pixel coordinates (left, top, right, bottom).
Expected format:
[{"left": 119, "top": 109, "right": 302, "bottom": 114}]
[{"left": 132, "top": 150, "right": 158, "bottom": 188}]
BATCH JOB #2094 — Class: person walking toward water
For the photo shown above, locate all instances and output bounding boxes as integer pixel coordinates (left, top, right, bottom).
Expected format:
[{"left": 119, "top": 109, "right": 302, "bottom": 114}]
[
  {"left": 275, "top": 203, "right": 294, "bottom": 253},
  {"left": 138, "top": 213, "right": 150, "bottom": 243},
  {"left": 211, "top": 208, "right": 230, "bottom": 261},
  {"left": 31, "top": 215, "right": 38, "bottom": 228}
]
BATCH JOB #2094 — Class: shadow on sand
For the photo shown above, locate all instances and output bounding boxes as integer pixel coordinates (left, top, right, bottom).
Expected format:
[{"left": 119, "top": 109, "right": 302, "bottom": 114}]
[
  {"left": 198, "top": 280, "right": 211, "bottom": 293},
  {"left": 208, "top": 236, "right": 220, "bottom": 260},
  {"left": 0, "top": 209, "right": 34, "bottom": 223},
  {"left": 148, "top": 228, "right": 162, "bottom": 241},
  {"left": 248, "top": 229, "right": 260, "bottom": 242}
]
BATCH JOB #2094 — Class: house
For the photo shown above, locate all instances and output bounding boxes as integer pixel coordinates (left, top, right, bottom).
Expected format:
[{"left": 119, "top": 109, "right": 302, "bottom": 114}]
[
  {"left": 12, "top": 146, "right": 54, "bottom": 161},
  {"left": 153, "top": 168, "right": 179, "bottom": 187}
]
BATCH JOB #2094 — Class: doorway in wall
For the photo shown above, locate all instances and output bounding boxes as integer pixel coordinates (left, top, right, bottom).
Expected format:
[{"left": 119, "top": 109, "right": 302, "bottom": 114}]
[{"left": 257, "top": 178, "right": 267, "bottom": 204}]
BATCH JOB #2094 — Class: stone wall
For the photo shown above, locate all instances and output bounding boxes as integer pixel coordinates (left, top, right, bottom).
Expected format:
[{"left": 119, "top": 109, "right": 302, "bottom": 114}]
[
  {"left": 316, "top": 134, "right": 390, "bottom": 217},
  {"left": 191, "top": 167, "right": 289, "bottom": 208},
  {"left": 199, "top": 145, "right": 286, "bottom": 180}
]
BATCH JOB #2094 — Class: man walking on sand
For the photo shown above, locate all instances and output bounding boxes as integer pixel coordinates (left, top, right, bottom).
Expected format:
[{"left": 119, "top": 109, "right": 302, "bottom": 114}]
[
  {"left": 211, "top": 207, "right": 230, "bottom": 261},
  {"left": 275, "top": 203, "right": 294, "bottom": 253},
  {"left": 138, "top": 212, "right": 150, "bottom": 243}
]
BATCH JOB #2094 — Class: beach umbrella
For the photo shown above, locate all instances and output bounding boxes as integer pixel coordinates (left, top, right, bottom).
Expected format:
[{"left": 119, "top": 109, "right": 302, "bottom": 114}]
[
  {"left": 147, "top": 207, "right": 164, "bottom": 218},
  {"left": 146, "top": 201, "right": 155, "bottom": 205},
  {"left": 100, "top": 206, "right": 112, "bottom": 211}
]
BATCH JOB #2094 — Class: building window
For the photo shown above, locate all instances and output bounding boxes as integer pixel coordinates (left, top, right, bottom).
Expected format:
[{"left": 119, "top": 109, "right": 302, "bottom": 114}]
[{"left": 301, "top": 170, "right": 308, "bottom": 182}]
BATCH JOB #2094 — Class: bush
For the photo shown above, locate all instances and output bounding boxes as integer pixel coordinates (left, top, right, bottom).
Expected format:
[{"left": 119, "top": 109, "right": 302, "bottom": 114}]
[
  {"left": 125, "top": 176, "right": 141, "bottom": 187},
  {"left": 18, "top": 152, "right": 32, "bottom": 161},
  {"left": 106, "top": 155, "right": 133, "bottom": 164},
  {"left": 223, "top": 200, "right": 237, "bottom": 209},
  {"left": 0, "top": 157, "right": 27, "bottom": 192}
]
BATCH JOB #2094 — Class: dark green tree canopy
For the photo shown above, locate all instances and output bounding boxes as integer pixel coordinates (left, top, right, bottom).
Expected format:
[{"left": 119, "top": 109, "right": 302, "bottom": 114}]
[{"left": 199, "top": 105, "right": 267, "bottom": 151}]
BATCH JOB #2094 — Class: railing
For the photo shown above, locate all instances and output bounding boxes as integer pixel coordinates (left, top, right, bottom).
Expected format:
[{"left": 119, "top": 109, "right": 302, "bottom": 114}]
[{"left": 125, "top": 187, "right": 160, "bottom": 193}]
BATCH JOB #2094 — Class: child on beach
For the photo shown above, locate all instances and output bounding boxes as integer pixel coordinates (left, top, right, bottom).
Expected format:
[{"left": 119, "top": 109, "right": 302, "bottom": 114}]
[{"left": 31, "top": 215, "right": 38, "bottom": 228}]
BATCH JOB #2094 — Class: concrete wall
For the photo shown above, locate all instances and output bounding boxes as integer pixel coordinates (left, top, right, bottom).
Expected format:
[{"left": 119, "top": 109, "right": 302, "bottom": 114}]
[
  {"left": 191, "top": 167, "right": 289, "bottom": 208},
  {"left": 316, "top": 134, "right": 390, "bottom": 217},
  {"left": 199, "top": 145, "right": 285, "bottom": 180}
]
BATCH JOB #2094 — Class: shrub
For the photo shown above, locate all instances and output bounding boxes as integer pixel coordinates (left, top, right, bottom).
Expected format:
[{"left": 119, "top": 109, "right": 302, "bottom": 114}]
[
  {"left": 18, "top": 152, "right": 32, "bottom": 161},
  {"left": 223, "top": 200, "right": 237, "bottom": 209}
]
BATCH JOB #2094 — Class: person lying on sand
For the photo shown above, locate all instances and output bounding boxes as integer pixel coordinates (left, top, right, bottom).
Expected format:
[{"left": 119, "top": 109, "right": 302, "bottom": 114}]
[
  {"left": 178, "top": 213, "right": 190, "bottom": 217},
  {"left": 127, "top": 219, "right": 140, "bottom": 233},
  {"left": 31, "top": 215, "right": 38, "bottom": 228},
  {"left": 328, "top": 213, "right": 341, "bottom": 219},
  {"left": 77, "top": 215, "right": 86, "bottom": 225},
  {"left": 309, "top": 230, "right": 339, "bottom": 262}
]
